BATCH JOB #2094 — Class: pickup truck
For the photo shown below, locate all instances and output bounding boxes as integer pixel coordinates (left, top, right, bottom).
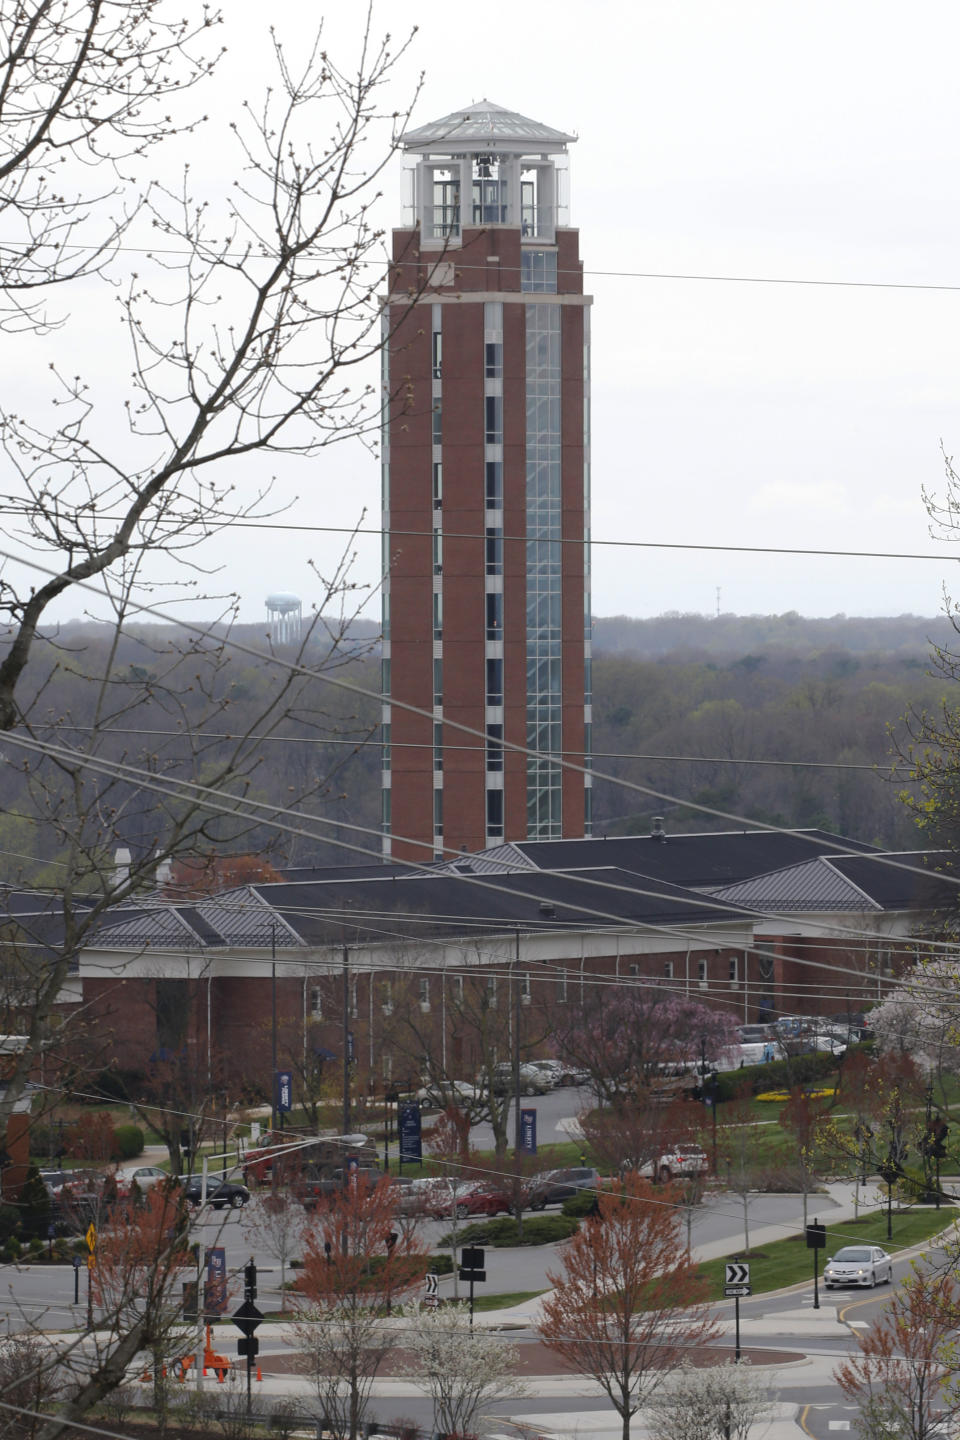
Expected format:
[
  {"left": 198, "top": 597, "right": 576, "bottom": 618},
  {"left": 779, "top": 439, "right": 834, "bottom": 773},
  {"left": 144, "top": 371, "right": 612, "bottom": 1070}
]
[{"left": 299, "top": 1165, "right": 385, "bottom": 1210}]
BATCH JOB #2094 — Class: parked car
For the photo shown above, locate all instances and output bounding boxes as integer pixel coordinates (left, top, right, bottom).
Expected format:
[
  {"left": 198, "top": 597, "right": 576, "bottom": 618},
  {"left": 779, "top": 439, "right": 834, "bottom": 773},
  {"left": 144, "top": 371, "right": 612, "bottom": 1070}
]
[
  {"left": 488, "top": 1062, "right": 550, "bottom": 1096},
  {"left": 182, "top": 1176, "right": 250, "bottom": 1210},
  {"left": 528, "top": 1166, "right": 600, "bottom": 1210},
  {"left": 415, "top": 1178, "right": 511, "bottom": 1220},
  {"left": 823, "top": 1246, "right": 893, "bottom": 1289},
  {"left": 416, "top": 1080, "right": 486, "bottom": 1112},
  {"left": 636, "top": 1145, "right": 709, "bottom": 1183},
  {"left": 114, "top": 1164, "right": 173, "bottom": 1198}
]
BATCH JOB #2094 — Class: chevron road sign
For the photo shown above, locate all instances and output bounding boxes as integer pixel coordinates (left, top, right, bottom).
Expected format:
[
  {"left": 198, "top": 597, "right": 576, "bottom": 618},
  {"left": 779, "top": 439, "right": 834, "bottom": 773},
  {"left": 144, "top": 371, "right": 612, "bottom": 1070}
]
[{"left": 725, "top": 1262, "right": 750, "bottom": 1286}]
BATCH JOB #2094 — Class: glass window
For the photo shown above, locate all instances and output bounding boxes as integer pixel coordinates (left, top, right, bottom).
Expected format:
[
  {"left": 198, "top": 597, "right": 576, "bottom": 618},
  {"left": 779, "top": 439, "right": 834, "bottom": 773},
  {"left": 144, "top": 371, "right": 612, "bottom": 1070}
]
[
  {"left": 433, "top": 591, "right": 442, "bottom": 640},
  {"left": 664, "top": 960, "right": 674, "bottom": 980},
  {"left": 310, "top": 987, "right": 323, "bottom": 1019},
  {"left": 434, "top": 720, "right": 443, "bottom": 771},
  {"left": 485, "top": 527, "right": 503, "bottom": 576},
  {"left": 381, "top": 722, "right": 390, "bottom": 771},
  {"left": 485, "top": 342, "right": 502, "bottom": 379},
  {"left": 484, "top": 394, "right": 502, "bottom": 445},
  {"left": 485, "top": 657, "right": 503, "bottom": 706},
  {"left": 698, "top": 958, "right": 708, "bottom": 984},
  {"left": 432, "top": 328, "right": 442, "bottom": 380},
  {"left": 486, "top": 591, "right": 502, "bottom": 639},
  {"left": 432, "top": 401, "right": 442, "bottom": 447},
  {"left": 486, "top": 788, "right": 503, "bottom": 834},
  {"left": 520, "top": 971, "right": 531, "bottom": 1003},
  {"left": 433, "top": 657, "right": 443, "bottom": 707},
  {"left": 381, "top": 657, "right": 390, "bottom": 695},
  {"left": 486, "top": 974, "right": 497, "bottom": 1004},
  {"left": 486, "top": 722, "right": 503, "bottom": 771},
  {"left": 381, "top": 787, "right": 390, "bottom": 832},
  {"left": 433, "top": 527, "right": 442, "bottom": 574},
  {"left": 485, "top": 461, "right": 502, "bottom": 507},
  {"left": 557, "top": 973, "right": 568, "bottom": 1004},
  {"left": 419, "top": 977, "right": 430, "bottom": 1008},
  {"left": 433, "top": 786, "right": 443, "bottom": 836},
  {"left": 433, "top": 461, "right": 442, "bottom": 508},
  {"left": 521, "top": 250, "right": 558, "bottom": 293}
]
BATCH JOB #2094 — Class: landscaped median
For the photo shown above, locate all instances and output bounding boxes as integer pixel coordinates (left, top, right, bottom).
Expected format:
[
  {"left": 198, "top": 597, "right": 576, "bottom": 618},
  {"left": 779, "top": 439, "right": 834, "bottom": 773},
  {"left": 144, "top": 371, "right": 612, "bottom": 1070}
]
[{"left": 695, "top": 1205, "right": 960, "bottom": 1301}]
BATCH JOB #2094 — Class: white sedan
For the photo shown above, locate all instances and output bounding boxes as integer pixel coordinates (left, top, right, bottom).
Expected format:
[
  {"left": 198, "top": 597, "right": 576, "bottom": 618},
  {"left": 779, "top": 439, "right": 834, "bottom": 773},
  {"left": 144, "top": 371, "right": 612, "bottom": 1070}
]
[
  {"left": 823, "top": 1245, "right": 893, "bottom": 1288},
  {"left": 113, "top": 1164, "right": 173, "bottom": 1198}
]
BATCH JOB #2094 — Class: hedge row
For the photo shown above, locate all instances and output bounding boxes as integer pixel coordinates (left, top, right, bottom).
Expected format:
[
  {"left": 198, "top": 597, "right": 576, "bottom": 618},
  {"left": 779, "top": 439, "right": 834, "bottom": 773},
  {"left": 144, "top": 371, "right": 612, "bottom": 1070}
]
[{"left": 713, "top": 1045, "right": 865, "bottom": 1103}]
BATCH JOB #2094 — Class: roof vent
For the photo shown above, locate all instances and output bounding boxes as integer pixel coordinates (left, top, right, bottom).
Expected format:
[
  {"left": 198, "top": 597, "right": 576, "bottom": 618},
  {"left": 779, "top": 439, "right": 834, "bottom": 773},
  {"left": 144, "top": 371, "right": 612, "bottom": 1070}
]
[
  {"left": 539, "top": 901, "right": 556, "bottom": 918},
  {"left": 651, "top": 817, "right": 666, "bottom": 843}
]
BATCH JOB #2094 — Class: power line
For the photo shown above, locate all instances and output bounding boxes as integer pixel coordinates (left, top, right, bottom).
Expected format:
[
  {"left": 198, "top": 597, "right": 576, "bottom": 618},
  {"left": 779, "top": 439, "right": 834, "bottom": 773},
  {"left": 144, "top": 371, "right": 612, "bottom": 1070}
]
[
  {"left": 8, "top": 234, "right": 960, "bottom": 296},
  {"left": 41, "top": 723, "right": 910, "bottom": 775},
  {"left": 8, "top": 503, "right": 954, "bottom": 565}
]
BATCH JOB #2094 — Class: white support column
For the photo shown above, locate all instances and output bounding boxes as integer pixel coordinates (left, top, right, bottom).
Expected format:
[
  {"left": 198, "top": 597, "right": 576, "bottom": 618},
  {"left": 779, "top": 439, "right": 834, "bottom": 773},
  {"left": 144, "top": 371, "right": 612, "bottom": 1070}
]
[{"left": 459, "top": 155, "right": 473, "bottom": 230}]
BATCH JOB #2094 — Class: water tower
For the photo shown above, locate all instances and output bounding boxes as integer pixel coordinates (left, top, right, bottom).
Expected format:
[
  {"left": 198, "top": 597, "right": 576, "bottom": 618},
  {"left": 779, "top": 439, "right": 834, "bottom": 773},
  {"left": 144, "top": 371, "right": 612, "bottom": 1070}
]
[{"left": 265, "top": 592, "right": 302, "bottom": 646}]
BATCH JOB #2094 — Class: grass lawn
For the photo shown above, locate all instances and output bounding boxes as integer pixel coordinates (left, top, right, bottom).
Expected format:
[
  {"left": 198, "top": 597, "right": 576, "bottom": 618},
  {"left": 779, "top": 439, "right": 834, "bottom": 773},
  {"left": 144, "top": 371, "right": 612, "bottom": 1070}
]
[{"left": 696, "top": 1205, "right": 960, "bottom": 1301}]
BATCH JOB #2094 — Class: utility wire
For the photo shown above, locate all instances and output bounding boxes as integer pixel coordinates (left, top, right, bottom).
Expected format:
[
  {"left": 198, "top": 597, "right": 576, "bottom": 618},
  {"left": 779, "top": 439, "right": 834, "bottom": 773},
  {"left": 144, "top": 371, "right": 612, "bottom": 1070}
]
[{"left": 6, "top": 502, "right": 955, "bottom": 565}]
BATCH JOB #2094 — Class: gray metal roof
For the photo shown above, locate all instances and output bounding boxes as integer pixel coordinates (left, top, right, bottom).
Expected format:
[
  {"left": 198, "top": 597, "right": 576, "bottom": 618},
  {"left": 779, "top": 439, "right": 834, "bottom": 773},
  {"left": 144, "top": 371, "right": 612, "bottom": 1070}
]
[
  {"left": 401, "top": 101, "right": 575, "bottom": 154},
  {"left": 710, "top": 850, "right": 952, "bottom": 915}
]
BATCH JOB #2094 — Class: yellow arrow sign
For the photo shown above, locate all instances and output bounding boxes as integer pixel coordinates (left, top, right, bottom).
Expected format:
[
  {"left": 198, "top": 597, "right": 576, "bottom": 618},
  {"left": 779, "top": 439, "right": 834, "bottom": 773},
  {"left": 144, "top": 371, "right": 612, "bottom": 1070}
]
[{"left": 85, "top": 1224, "right": 96, "bottom": 1253}]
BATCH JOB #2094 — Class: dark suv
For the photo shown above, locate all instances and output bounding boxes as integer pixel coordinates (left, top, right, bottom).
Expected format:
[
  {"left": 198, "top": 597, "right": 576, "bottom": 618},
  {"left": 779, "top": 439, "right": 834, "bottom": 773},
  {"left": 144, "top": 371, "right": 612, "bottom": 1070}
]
[{"left": 528, "top": 1166, "right": 600, "bottom": 1210}]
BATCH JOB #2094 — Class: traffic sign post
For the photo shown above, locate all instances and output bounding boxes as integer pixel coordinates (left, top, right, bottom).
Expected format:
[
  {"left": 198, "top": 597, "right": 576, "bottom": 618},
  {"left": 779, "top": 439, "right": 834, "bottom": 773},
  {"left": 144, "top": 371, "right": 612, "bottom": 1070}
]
[
  {"left": 233, "top": 1261, "right": 264, "bottom": 1414},
  {"left": 724, "top": 1262, "right": 751, "bottom": 1360},
  {"left": 85, "top": 1224, "right": 96, "bottom": 1332},
  {"left": 459, "top": 1246, "right": 485, "bottom": 1324},
  {"left": 806, "top": 1220, "right": 826, "bottom": 1310}
]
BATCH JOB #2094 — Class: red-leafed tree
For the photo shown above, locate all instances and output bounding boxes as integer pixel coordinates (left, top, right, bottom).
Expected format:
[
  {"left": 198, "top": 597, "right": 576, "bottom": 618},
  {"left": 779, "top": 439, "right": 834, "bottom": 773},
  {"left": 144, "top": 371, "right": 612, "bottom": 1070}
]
[
  {"left": 82, "top": 1184, "right": 194, "bottom": 1429},
  {"left": 835, "top": 1271, "right": 960, "bottom": 1439},
  {"left": 293, "top": 1176, "right": 428, "bottom": 1440},
  {"left": 538, "top": 1173, "right": 720, "bottom": 1440}
]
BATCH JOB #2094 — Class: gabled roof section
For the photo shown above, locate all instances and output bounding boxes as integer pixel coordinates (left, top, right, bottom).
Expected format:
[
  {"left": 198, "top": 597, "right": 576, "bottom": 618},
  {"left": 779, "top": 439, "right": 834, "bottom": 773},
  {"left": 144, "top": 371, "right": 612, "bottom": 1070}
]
[
  {"left": 709, "top": 850, "right": 951, "bottom": 914},
  {"left": 474, "top": 829, "right": 879, "bottom": 891},
  {"left": 401, "top": 101, "right": 575, "bottom": 154},
  {"left": 710, "top": 858, "right": 882, "bottom": 913},
  {"left": 93, "top": 905, "right": 212, "bottom": 950}
]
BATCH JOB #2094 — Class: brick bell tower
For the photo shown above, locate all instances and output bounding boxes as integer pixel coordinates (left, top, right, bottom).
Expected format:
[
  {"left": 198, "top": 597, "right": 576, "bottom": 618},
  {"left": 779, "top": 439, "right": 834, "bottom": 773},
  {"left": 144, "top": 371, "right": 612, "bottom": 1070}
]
[{"left": 381, "top": 101, "right": 592, "bottom": 862}]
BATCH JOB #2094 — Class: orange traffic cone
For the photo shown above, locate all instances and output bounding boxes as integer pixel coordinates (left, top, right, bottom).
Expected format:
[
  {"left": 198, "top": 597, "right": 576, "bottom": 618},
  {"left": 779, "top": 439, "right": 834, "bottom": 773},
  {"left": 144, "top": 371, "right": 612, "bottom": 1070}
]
[{"left": 256, "top": 1365, "right": 262, "bottom": 1383}]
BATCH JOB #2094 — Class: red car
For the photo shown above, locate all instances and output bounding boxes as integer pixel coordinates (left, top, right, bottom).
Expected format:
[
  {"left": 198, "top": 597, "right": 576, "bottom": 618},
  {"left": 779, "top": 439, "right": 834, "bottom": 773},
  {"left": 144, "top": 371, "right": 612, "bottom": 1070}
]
[{"left": 422, "top": 1179, "right": 512, "bottom": 1220}]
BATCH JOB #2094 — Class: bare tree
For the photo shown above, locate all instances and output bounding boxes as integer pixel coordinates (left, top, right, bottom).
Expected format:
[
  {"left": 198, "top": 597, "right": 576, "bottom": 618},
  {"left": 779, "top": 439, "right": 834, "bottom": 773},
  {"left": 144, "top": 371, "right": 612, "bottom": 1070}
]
[
  {"left": 0, "top": 3, "right": 420, "bottom": 1132},
  {"left": 0, "top": 1, "right": 223, "bottom": 332},
  {"left": 246, "top": 1190, "right": 304, "bottom": 1313},
  {"left": 0, "top": 7, "right": 424, "bottom": 1436}
]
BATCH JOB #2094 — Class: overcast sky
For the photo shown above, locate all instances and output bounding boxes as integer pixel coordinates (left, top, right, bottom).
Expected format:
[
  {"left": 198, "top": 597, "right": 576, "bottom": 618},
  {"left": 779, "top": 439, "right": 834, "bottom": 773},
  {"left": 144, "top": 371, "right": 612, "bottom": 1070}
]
[{"left": 11, "top": 0, "right": 960, "bottom": 627}]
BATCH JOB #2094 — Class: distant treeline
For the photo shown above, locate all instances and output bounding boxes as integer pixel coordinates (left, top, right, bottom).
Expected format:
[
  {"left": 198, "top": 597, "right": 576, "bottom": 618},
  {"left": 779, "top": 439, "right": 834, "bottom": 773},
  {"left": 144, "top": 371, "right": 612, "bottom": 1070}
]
[
  {"left": 0, "top": 612, "right": 952, "bottom": 882},
  {"left": 593, "top": 611, "right": 958, "bottom": 660}
]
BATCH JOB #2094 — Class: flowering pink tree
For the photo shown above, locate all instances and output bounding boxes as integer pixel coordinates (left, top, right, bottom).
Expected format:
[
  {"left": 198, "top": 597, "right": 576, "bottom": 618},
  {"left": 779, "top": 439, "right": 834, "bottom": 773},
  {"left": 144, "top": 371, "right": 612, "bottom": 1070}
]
[{"left": 556, "top": 988, "right": 739, "bottom": 1104}]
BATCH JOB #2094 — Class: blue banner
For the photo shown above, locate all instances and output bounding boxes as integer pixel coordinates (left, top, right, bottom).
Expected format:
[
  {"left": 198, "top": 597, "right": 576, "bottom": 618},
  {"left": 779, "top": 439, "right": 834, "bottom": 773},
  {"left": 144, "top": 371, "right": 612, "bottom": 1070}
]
[
  {"left": 204, "top": 1246, "right": 227, "bottom": 1316},
  {"left": 519, "top": 1107, "right": 537, "bottom": 1154},
  {"left": 399, "top": 1102, "right": 422, "bottom": 1164},
  {"left": 276, "top": 1070, "right": 292, "bottom": 1114}
]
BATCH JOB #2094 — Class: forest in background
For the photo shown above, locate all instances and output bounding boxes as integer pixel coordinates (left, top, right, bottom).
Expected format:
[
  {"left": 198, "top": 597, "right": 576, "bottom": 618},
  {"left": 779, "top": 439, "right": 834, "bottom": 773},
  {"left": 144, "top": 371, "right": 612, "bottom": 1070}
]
[{"left": 0, "top": 610, "right": 954, "bottom": 885}]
